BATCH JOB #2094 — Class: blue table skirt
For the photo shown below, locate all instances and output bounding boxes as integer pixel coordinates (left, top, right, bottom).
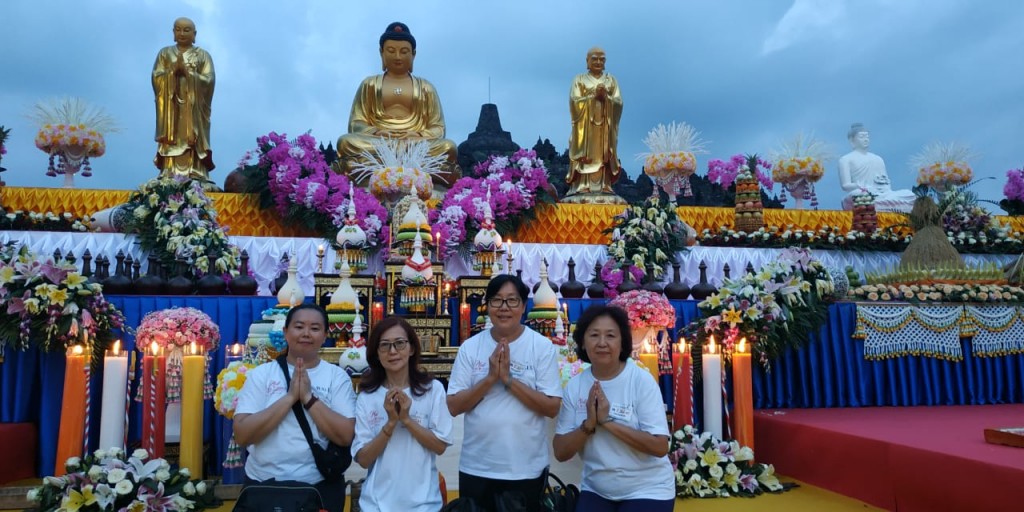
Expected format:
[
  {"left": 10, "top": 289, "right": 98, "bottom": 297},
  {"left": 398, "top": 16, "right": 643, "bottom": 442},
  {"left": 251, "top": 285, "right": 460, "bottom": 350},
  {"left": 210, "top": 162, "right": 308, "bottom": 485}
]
[{"left": 4, "top": 298, "right": 1023, "bottom": 477}]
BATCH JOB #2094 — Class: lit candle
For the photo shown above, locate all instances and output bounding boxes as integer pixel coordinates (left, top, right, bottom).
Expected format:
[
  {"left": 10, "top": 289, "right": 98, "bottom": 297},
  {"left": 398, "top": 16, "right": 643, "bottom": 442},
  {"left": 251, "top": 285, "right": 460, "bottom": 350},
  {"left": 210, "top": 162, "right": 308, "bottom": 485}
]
[
  {"left": 180, "top": 342, "right": 205, "bottom": 478},
  {"left": 459, "top": 302, "right": 471, "bottom": 343},
  {"left": 638, "top": 332, "right": 660, "bottom": 384},
  {"left": 98, "top": 341, "right": 128, "bottom": 451},
  {"left": 672, "top": 341, "right": 694, "bottom": 430},
  {"left": 141, "top": 342, "right": 167, "bottom": 458},
  {"left": 317, "top": 244, "right": 325, "bottom": 257},
  {"left": 732, "top": 338, "right": 754, "bottom": 452},
  {"left": 54, "top": 344, "right": 87, "bottom": 476},
  {"left": 702, "top": 336, "right": 723, "bottom": 439},
  {"left": 371, "top": 302, "right": 384, "bottom": 328},
  {"left": 225, "top": 343, "right": 244, "bottom": 365}
]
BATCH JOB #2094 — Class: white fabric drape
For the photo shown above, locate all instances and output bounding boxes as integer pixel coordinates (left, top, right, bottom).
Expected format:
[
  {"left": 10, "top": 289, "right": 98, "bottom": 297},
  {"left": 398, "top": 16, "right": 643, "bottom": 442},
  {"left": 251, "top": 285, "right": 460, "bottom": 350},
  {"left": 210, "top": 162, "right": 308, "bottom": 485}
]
[{"left": 2, "top": 231, "right": 1015, "bottom": 297}]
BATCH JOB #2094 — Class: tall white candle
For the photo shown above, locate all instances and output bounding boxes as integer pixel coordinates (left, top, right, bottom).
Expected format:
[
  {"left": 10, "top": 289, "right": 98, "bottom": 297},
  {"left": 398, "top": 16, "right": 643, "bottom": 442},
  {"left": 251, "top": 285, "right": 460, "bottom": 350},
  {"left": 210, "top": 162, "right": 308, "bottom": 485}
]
[
  {"left": 702, "top": 336, "right": 723, "bottom": 439},
  {"left": 98, "top": 341, "right": 128, "bottom": 451}
]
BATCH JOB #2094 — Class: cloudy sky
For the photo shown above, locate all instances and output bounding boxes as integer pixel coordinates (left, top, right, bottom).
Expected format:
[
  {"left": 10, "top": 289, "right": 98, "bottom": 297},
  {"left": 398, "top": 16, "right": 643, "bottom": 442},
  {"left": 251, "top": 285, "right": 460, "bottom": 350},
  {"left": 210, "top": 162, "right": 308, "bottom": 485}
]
[{"left": 1, "top": 0, "right": 1021, "bottom": 212}]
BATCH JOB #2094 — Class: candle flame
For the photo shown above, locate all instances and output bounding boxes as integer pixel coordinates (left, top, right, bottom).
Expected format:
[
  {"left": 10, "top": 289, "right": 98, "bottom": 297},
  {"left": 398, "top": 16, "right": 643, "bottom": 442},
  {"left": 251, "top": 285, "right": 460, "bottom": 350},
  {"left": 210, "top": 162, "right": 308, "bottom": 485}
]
[
  {"left": 738, "top": 338, "right": 747, "bottom": 353},
  {"left": 150, "top": 341, "right": 159, "bottom": 356},
  {"left": 680, "top": 341, "right": 688, "bottom": 353},
  {"left": 190, "top": 342, "right": 197, "bottom": 355},
  {"left": 232, "top": 343, "right": 241, "bottom": 355},
  {"left": 112, "top": 340, "right": 121, "bottom": 355},
  {"left": 72, "top": 344, "right": 84, "bottom": 355},
  {"left": 708, "top": 336, "right": 717, "bottom": 354}
]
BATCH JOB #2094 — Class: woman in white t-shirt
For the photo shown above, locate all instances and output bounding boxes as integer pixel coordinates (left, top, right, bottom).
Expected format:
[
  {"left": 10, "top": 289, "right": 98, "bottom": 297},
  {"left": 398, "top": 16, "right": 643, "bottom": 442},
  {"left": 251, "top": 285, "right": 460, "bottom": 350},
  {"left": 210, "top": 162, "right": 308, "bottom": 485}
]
[
  {"left": 234, "top": 304, "right": 357, "bottom": 512},
  {"left": 553, "top": 304, "right": 676, "bottom": 511},
  {"left": 447, "top": 274, "right": 562, "bottom": 511},
  {"left": 352, "top": 315, "right": 453, "bottom": 512}
]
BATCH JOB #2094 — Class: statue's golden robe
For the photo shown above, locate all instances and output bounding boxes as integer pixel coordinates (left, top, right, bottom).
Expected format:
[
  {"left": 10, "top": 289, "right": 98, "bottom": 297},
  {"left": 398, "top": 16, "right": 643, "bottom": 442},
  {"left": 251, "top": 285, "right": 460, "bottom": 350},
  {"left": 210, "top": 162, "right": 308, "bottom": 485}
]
[
  {"left": 567, "top": 72, "right": 622, "bottom": 196},
  {"left": 336, "top": 74, "right": 457, "bottom": 175},
  {"left": 152, "top": 45, "right": 215, "bottom": 178}
]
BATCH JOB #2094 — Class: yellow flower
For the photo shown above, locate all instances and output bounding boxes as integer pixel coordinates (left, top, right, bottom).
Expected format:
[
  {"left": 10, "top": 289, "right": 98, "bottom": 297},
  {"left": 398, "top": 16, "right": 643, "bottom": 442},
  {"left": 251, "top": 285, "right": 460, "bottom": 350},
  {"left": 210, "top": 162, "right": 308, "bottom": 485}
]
[
  {"left": 722, "top": 307, "right": 743, "bottom": 327},
  {"left": 0, "top": 265, "right": 16, "bottom": 286},
  {"left": 700, "top": 448, "right": 723, "bottom": 467},
  {"left": 61, "top": 487, "right": 98, "bottom": 511},
  {"left": 705, "top": 294, "right": 723, "bottom": 309},
  {"left": 47, "top": 287, "right": 69, "bottom": 307}
]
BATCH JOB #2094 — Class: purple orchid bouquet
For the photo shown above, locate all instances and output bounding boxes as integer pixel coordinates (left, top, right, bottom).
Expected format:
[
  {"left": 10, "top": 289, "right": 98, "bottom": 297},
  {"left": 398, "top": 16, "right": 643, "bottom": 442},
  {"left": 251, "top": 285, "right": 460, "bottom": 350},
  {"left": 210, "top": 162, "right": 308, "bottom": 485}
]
[
  {"left": 1000, "top": 167, "right": 1024, "bottom": 215},
  {"left": 0, "top": 244, "right": 129, "bottom": 365},
  {"left": 238, "top": 132, "right": 389, "bottom": 252},
  {"left": 429, "top": 149, "right": 555, "bottom": 259},
  {"left": 707, "top": 154, "right": 774, "bottom": 191}
]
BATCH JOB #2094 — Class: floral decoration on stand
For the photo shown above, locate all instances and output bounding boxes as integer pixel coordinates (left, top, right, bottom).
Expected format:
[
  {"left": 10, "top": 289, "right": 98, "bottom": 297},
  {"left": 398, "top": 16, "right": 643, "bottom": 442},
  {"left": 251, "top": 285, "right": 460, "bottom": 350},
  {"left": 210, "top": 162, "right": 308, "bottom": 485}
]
[
  {"left": 770, "top": 133, "right": 830, "bottom": 209},
  {"left": 912, "top": 142, "right": 974, "bottom": 192},
  {"left": 350, "top": 138, "right": 447, "bottom": 204},
  {"left": 429, "top": 149, "right": 555, "bottom": 260},
  {"left": 30, "top": 98, "right": 117, "bottom": 189},
  {"left": 690, "top": 247, "right": 832, "bottom": 367},
  {"left": 640, "top": 122, "right": 710, "bottom": 203},
  {"left": 214, "top": 361, "right": 255, "bottom": 469},
  {"left": 609, "top": 289, "right": 676, "bottom": 362},
  {"left": 134, "top": 307, "right": 220, "bottom": 403},
  {"left": 602, "top": 194, "right": 691, "bottom": 295},
  {"left": 239, "top": 131, "right": 388, "bottom": 256},
  {"left": 0, "top": 125, "right": 10, "bottom": 179},
  {"left": 938, "top": 184, "right": 1014, "bottom": 251},
  {"left": 669, "top": 425, "right": 791, "bottom": 498},
  {"left": 1000, "top": 166, "right": 1024, "bottom": 216},
  {"left": 124, "top": 176, "right": 240, "bottom": 279},
  {"left": 0, "top": 243, "right": 129, "bottom": 366},
  {"left": 28, "top": 448, "right": 220, "bottom": 511}
]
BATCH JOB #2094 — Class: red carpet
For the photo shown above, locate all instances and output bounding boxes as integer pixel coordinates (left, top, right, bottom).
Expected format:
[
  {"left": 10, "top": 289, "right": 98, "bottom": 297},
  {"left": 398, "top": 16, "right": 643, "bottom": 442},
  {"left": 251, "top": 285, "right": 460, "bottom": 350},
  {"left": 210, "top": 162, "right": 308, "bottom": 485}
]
[{"left": 754, "top": 405, "right": 1024, "bottom": 511}]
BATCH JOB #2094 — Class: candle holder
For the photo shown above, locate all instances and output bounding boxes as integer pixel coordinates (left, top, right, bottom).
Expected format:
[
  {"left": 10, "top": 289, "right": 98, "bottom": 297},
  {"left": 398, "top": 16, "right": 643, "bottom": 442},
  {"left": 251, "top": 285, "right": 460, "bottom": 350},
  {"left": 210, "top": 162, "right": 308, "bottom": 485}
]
[
  {"left": 316, "top": 245, "right": 325, "bottom": 273},
  {"left": 505, "top": 242, "right": 514, "bottom": 275}
]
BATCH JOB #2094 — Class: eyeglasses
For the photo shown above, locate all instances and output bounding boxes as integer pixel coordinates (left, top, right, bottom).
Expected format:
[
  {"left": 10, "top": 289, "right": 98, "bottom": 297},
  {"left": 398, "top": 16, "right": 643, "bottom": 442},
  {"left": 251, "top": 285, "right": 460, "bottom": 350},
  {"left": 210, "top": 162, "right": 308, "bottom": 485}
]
[
  {"left": 378, "top": 339, "right": 409, "bottom": 353},
  {"left": 487, "top": 297, "right": 522, "bottom": 309}
]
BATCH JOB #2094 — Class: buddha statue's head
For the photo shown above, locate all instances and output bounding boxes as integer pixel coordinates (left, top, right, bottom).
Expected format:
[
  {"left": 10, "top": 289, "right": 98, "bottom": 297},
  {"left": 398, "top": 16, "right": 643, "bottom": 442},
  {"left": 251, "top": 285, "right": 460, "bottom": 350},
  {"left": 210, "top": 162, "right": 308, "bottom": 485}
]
[
  {"left": 848, "top": 123, "right": 871, "bottom": 150},
  {"left": 586, "top": 47, "right": 606, "bottom": 76},
  {"left": 172, "top": 17, "right": 197, "bottom": 49},
  {"left": 379, "top": 22, "right": 417, "bottom": 75}
]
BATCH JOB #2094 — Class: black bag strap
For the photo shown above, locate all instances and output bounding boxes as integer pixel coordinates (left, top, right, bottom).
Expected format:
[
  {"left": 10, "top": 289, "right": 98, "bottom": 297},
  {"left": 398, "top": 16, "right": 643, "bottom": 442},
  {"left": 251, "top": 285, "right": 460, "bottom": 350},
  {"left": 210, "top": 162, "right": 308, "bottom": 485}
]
[{"left": 276, "top": 356, "right": 322, "bottom": 457}]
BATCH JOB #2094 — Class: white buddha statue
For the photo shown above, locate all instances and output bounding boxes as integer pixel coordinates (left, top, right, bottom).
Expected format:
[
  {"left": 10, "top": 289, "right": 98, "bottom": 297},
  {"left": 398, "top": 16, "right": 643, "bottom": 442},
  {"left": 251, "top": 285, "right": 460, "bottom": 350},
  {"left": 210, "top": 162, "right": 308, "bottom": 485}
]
[{"left": 838, "top": 123, "right": 915, "bottom": 212}]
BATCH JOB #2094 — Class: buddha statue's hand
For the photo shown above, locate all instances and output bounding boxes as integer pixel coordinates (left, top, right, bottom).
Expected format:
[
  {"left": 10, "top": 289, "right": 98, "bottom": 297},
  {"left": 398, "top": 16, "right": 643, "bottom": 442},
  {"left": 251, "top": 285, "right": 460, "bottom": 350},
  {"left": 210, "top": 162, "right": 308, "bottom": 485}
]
[{"left": 874, "top": 175, "right": 891, "bottom": 185}]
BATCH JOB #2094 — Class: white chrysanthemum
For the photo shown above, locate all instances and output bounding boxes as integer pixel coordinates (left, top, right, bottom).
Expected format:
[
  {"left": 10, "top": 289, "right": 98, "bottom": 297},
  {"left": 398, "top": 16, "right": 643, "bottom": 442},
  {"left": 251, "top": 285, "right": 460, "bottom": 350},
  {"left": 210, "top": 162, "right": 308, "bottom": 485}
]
[
  {"left": 106, "top": 468, "right": 128, "bottom": 484},
  {"left": 114, "top": 480, "right": 134, "bottom": 495},
  {"left": 155, "top": 469, "right": 171, "bottom": 482}
]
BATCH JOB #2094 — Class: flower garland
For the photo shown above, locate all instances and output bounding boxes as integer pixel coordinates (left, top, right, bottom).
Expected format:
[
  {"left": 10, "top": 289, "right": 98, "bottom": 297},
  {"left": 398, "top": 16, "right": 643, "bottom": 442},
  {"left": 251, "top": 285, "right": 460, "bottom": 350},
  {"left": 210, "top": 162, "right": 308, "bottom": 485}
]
[
  {"left": 135, "top": 307, "right": 219, "bottom": 403},
  {"left": 123, "top": 176, "right": 240, "bottom": 278},
  {"left": 1, "top": 208, "right": 93, "bottom": 232},
  {"left": 0, "top": 243, "right": 129, "bottom": 366},
  {"left": 429, "top": 149, "right": 555, "bottom": 259},
  {"left": 214, "top": 360, "right": 254, "bottom": 469},
  {"left": 603, "top": 194, "right": 690, "bottom": 285},
  {"left": 238, "top": 132, "right": 388, "bottom": 252},
  {"left": 691, "top": 247, "right": 832, "bottom": 367},
  {"left": 29, "top": 448, "right": 220, "bottom": 511},
  {"left": 669, "top": 425, "right": 791, "bottom": 498},
  {"left": 707, "top": 154, "right": 773, "bottom": 191}
]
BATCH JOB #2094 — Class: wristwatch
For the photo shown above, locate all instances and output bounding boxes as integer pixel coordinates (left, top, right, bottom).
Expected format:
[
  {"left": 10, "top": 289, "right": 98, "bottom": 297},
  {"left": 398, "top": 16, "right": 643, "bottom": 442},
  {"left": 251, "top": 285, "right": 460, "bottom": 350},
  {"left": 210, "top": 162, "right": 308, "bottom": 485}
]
[{"left": 303, "top": 395, "right": 319, "bottom": 410}]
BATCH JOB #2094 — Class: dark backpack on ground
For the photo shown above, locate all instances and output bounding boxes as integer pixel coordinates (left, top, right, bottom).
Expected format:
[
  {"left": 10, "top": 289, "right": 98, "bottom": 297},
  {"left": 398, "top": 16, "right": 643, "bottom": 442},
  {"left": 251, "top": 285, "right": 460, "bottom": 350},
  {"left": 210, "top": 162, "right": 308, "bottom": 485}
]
[{"left": 541, "top": 470, "right": 579, "bottom": 512}]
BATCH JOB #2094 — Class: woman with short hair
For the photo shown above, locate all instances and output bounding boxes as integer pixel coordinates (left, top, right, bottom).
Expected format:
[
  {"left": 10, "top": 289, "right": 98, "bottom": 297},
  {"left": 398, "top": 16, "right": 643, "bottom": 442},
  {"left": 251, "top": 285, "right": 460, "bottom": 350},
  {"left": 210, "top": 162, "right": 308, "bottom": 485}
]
[{"left": 553, "top": 304, "right": 676, "bottom": 511}]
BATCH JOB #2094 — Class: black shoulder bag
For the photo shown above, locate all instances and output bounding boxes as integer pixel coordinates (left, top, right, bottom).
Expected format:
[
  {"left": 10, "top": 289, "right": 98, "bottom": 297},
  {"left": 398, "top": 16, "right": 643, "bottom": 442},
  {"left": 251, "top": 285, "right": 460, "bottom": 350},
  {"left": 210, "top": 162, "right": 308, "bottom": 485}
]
[{"left": 276, "top": 356, "right": 352, "bottom": 484}]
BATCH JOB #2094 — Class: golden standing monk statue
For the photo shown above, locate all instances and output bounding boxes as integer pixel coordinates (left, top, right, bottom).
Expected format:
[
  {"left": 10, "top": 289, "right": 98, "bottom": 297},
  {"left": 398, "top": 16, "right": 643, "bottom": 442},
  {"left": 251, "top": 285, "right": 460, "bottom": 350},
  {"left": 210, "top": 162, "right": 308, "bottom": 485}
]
[
  {"left": 152, "top": 17, "right": 215, "bottom": 185},
  {"left": 336, "top": 22, "right": 459, "bottom": 189},
  {"left": 565, "top": 47, "right": 625, "bottom": 204}
]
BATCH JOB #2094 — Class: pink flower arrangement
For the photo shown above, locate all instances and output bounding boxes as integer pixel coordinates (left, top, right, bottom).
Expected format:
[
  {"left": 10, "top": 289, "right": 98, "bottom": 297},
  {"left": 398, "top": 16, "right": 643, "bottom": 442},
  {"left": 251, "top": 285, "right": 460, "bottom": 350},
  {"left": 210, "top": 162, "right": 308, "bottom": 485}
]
[
  {"left": 239, "top": 132, "right": 389, "bottom": 249},
  {"left": 429, "top": 149, "right": 554, "bottom": 259},
  {"left": 707, "top": 154, "right": 773, "bottom": 190},
  {"left": 135, "top": 307, "right": 220, "bottom": 353},
  {"left": 214, "top": 361, "right": 254, "bottom": 419},
  {"left": 609, "top": 290, "right": 676, "bottom": 331},
  {"left": 599, "top": 261, "right": 645, "bottom": 299}
]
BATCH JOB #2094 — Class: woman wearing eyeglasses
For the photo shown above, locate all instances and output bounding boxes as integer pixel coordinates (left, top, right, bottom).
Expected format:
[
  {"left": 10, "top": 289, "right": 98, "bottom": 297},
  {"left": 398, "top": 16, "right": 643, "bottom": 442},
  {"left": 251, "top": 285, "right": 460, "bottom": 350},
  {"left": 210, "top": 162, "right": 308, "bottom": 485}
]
[
  {"left": 353, "top": 315, "right": 453, "bottom": 512},
  {"left": 447, "top": 274, "right": 562, "bottom": 511}
]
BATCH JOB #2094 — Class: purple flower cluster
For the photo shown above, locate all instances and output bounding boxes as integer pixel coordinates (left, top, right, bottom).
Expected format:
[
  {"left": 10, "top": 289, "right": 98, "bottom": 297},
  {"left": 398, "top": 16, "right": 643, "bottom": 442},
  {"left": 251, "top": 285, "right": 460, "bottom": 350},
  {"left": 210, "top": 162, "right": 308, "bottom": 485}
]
[
  {"left": 707, "top": 154, "right": 773, "bottom": 190},
  {"left": 243, "top": 132, "right": 389, "bottom": 246},
  {"left": 429, "top": 149, "right": 552, "bottom": 259},
  {"left": 1003, "top": 168, "right": 1024, "bottom": 202},
  {"left": 599, "top": 261, "right": 645, "bottom": 299}
]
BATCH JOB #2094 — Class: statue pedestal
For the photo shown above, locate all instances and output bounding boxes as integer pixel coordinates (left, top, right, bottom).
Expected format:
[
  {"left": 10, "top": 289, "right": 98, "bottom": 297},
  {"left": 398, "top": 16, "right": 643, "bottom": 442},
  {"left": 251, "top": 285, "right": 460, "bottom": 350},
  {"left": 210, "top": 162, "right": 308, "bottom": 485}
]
[{"left": 560, "top": 192, "right": 627, "bottom": 205}]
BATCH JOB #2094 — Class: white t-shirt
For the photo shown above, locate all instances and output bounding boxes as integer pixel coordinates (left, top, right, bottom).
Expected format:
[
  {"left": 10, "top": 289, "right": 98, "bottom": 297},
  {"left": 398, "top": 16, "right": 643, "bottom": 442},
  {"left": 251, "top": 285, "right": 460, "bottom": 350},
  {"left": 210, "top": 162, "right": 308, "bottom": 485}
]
[
  {"left": 352, "top": 380, "right": 453, "bottom": 512},
  {"left": 235, "top": 360, "right": 357, "bottom": 484},
  {"left": 555, "top": 363, "right": 675, "bottom": 501},
  {"left": 447, "top": 327, "right": 561, "bottom": 479}
]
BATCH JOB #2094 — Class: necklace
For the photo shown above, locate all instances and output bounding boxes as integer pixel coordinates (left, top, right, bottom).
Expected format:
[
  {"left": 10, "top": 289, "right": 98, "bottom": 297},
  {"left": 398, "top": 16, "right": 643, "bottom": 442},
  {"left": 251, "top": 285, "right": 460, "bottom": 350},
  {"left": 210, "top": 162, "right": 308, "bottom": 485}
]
[{"left": 394, "top": 87, "right": 403, "bottom": 96}]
